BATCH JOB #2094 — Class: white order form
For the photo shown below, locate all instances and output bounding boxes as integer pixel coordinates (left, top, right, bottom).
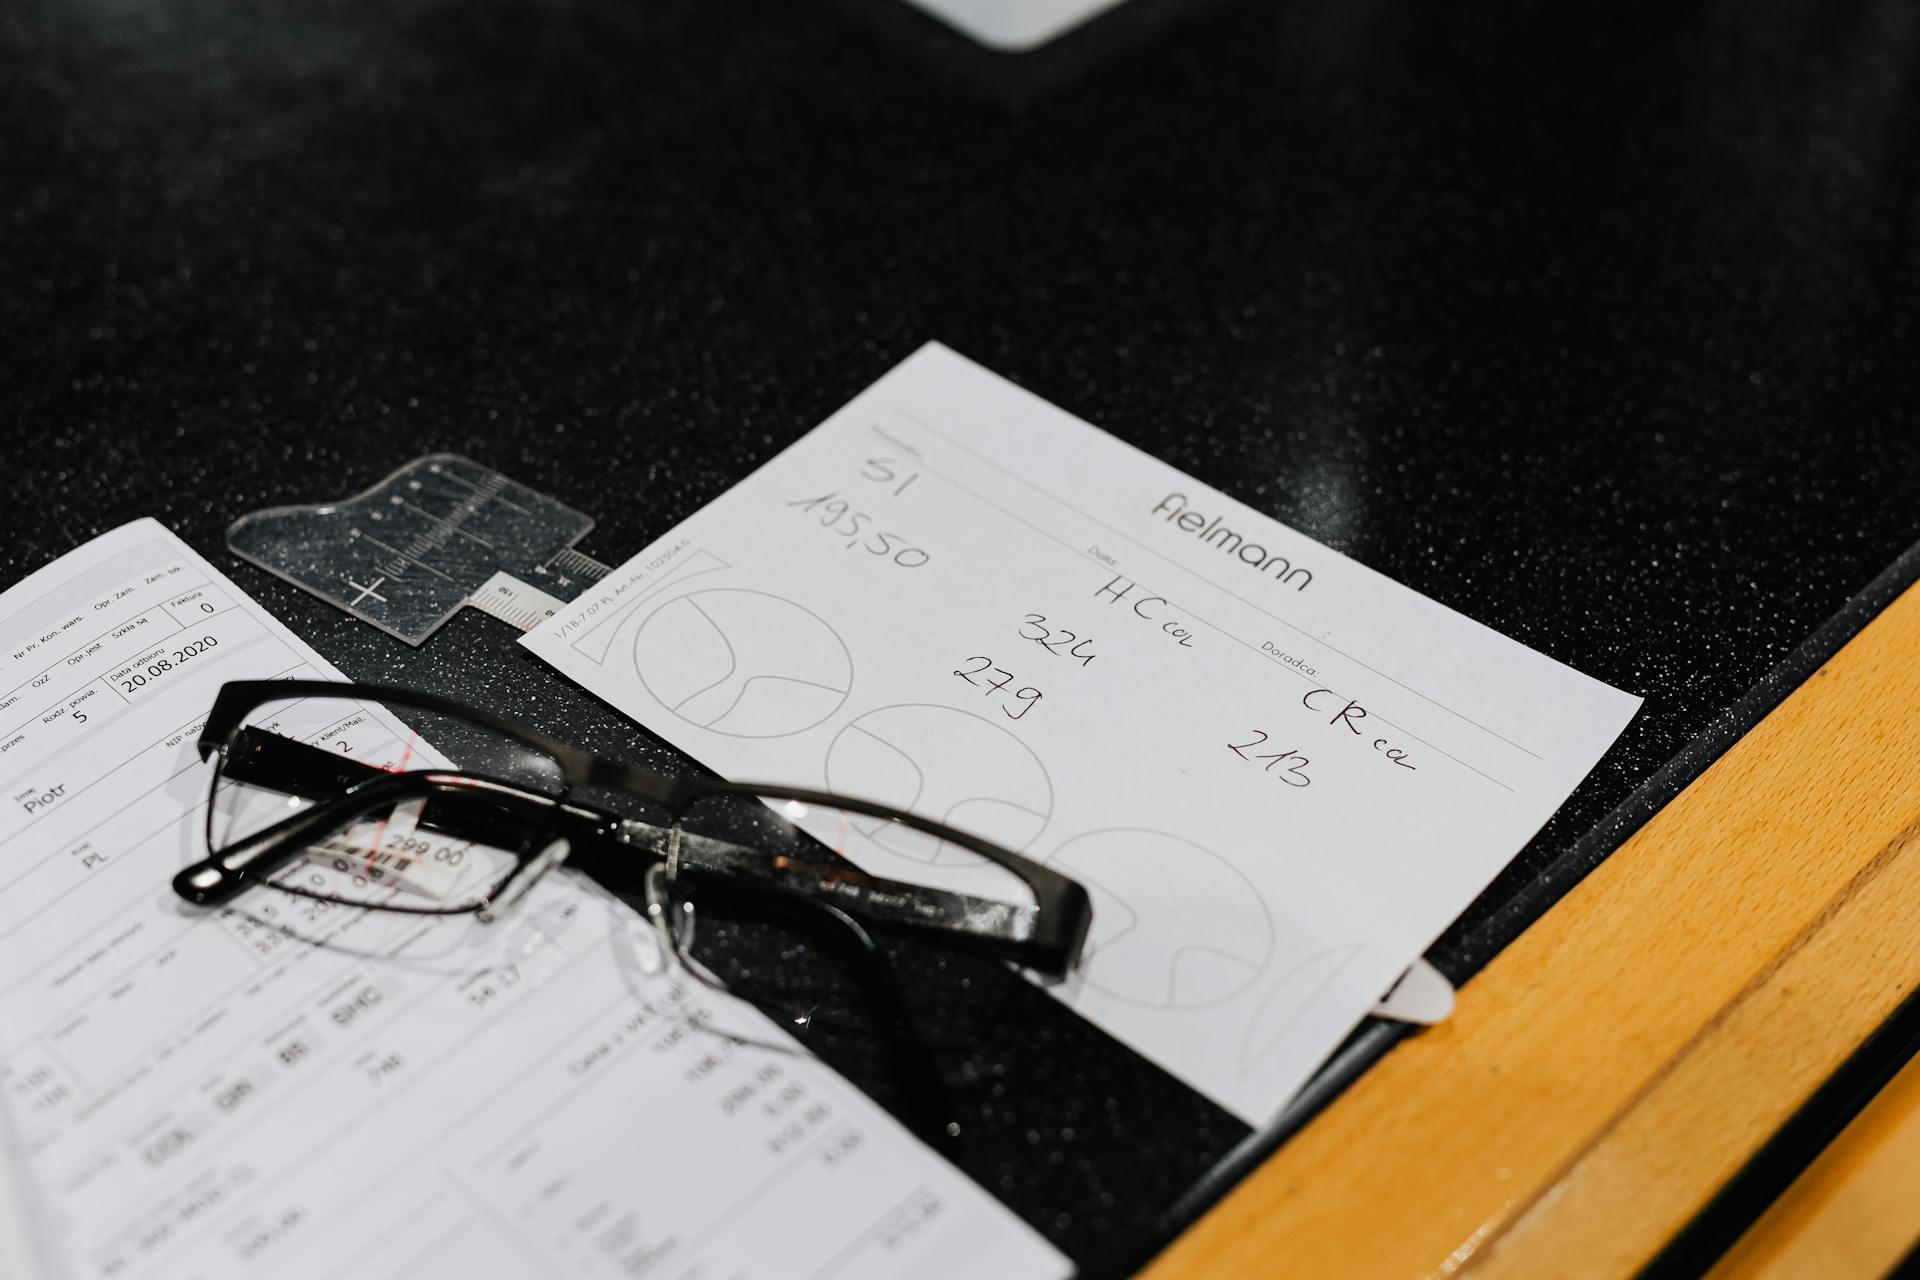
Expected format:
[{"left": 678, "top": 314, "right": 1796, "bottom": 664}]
[
  {"left": 0, "top": 520, "right": 1069, "bottom": 1280},
  {"left": 522, "top": 343, "right": 1643, "bottom": 1124}
]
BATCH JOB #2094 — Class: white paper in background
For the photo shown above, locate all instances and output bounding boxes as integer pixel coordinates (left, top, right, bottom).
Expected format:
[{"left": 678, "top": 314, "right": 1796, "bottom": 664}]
[
  {"left": 522, "top": 342, "right": 1642, "bottom": 1124},
  {"left": 900, "top": 0, "right": 1129, "bottom": 49},
  {"left": 0, "top": 519, "right": 1070, "bottom": 1280}
]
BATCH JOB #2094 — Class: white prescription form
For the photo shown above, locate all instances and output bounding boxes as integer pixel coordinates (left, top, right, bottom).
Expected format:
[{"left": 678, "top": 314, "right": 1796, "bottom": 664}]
[
  {"left": 523, "top": 343, "right": 1643, "bottom": 1124},
  {"left": 0, "top": 519, "right": 1069, "bottom": 1280}
]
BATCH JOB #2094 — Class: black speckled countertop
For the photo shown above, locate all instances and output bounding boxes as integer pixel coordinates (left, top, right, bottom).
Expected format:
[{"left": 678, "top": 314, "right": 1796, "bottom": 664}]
[{"left": 5, "top": 0, "right": 1919, "bottom": 1272}]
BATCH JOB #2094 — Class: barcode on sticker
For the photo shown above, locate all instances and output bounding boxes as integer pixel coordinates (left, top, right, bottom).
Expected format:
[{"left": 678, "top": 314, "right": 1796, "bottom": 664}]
[{"left": 314, "top": 801, "right": 469, "bottom": 902}]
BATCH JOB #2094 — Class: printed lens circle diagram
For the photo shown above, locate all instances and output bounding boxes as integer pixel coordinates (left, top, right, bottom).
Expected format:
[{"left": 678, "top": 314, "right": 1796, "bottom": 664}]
[
  {"left": 632, "top": 589, "right": 853, "bottom": 738},
  {"left": 824, "top": 704, "right": 1053, "bottom": 867},
  {"left": 1048, "top": 828, "right": 1274, "bottom": 1010}
]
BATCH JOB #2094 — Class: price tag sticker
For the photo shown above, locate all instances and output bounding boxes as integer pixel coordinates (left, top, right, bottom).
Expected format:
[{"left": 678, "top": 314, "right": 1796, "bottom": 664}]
[{"left": 316, "top": 800, "right": 470, "bottom": 902}]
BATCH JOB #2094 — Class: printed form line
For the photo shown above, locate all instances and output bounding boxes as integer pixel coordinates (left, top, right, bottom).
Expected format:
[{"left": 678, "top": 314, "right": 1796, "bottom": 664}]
[
  {"left": 873, "top": 420, "right": 1516, "bottom": 793},
  {"left": 896, "top": 408, "right": 1545, "bottom": 764},
  {"left": 0, "top": 572, "right": 216, "bottom": 708},
  {"left": 95, "top": 934, "right": 606, "bottom": 1272},
  {"left": 0, "top": 594, "right": 242, "bottom": 763}
]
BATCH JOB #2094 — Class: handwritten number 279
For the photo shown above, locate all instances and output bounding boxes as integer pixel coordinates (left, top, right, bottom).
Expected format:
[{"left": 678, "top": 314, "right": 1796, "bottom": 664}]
[{"left": 954, "top": 656, "right": 1043, "bottom": 720}]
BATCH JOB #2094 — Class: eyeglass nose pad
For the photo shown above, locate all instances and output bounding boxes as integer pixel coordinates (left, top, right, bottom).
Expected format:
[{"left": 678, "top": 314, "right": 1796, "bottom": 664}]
[
  {"left": 674, "top": 896, "right": 697, "bottom": 952},
  {"left": 642, "top": 863, "right": 674, "bottom": 942},
  {"left": 642, "top": 862, "right": 698, "bottom": 954}
]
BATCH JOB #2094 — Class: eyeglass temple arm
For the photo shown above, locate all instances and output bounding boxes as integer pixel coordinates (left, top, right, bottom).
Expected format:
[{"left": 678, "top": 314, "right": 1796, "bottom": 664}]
[
  {"left": 175, "top": 770, "right": 434, "bottom": 904},
  {"left": 176, "top": 737, "right": 558, "bottom": 905},
  {"left": 218, "top": 730, "right": 1091, "bottom": 976},
  {"left": 211, "top": 725, "right": 610, "bottom": 844},
  {"left": 650, "top": 783, "right": 1094, "bottom": 979},
  {"left": 656, "top": 874, "right": 962, "bottom": 1147},
  {"left": 631, "top": 831, "right": 1080, "bottom": 978}
]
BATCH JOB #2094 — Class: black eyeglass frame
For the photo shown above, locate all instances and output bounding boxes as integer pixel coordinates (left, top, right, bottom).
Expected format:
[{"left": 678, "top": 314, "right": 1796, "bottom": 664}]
[{"left": 175, "top": 680, "right": 1093, "bottom": 978}]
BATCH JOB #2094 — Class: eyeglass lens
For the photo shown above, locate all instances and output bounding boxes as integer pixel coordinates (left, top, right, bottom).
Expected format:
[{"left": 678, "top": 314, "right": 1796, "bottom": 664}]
[{"left": 205, "top": 693, "right": 566, "bottom": 912}]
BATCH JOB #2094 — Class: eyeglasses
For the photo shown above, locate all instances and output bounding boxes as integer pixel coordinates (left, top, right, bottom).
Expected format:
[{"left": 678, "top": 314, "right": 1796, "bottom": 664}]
[{"left": 172, "top": 680, "right": 1093, "bottom": 1048}]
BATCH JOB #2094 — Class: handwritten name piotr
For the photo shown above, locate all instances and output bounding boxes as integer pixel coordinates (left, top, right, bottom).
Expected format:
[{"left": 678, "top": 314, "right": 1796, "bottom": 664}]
[{"left": 1150, "top": 493, "right": 1313, "bottom": 591}]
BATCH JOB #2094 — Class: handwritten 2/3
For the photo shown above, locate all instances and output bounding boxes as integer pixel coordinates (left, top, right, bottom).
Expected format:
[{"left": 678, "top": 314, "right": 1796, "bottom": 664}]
[
  {"left": 784, "top": 456, "right": 931, "bottom": 567},
  {"left": 1226, "top": 733, "right": 1312, "bottom": 787},
  {"left": 1227, "top": 687, "right": 1419, "bottom": 794}
]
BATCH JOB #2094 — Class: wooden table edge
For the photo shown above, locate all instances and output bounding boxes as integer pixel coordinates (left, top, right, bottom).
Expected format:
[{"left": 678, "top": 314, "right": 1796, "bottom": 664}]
[{"left": 1144, "top": 578, "right": 1920, "bottom": 1280}]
